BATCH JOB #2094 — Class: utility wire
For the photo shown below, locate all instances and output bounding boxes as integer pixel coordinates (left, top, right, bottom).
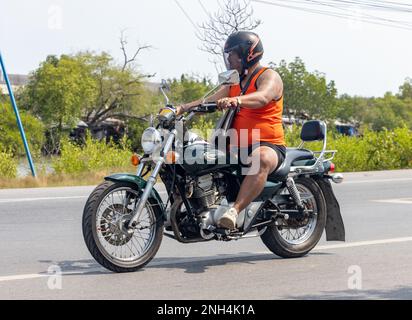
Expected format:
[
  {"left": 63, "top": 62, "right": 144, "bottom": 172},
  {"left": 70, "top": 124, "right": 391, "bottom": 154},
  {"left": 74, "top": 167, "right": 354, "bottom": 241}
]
[
  {"left": 305, "top": 0, "right": 412, "bottom": 27},
  {"left": 198, "top": 0, "right": 213, "bottom": 18},
  {"left": 308, "top": 0, "right": 412, "bottom": 13},
  {"left": 174, "top": 0, "right": 202, "bottom": 33},
  {"left": 250, "top": 0, "right": 412, "bottom": 30}
]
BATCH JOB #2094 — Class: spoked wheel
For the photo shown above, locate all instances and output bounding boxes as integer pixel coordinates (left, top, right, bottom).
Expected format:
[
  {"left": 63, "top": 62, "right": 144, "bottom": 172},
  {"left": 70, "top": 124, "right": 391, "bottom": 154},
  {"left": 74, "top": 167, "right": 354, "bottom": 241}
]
[
  {"left": 82, "top": 181, "right": 163, "bottom": 273},
  {"left": 260, "top": 177, "right": 327, "bottom": 258}
]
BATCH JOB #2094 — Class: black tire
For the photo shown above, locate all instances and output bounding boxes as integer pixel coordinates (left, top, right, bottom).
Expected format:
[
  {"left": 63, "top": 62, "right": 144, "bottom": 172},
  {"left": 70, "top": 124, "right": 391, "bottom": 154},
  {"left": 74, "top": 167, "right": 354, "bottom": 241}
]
[
  {"left": 82, "top": 181, "right": 164, "bottom": 273},
  {"left": 260, "top": 177, "right": 327, "bottom": 258}
]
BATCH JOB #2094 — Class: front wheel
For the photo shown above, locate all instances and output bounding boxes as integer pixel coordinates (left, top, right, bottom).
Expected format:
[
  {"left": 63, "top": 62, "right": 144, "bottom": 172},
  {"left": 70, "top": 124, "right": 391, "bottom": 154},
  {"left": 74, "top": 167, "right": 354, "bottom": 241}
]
[
  {"left": 82, "top": 181, "right": 163, "bottom": 273},
  {"left": 260, "top": 177, "right": 327, "bottom": 258}
]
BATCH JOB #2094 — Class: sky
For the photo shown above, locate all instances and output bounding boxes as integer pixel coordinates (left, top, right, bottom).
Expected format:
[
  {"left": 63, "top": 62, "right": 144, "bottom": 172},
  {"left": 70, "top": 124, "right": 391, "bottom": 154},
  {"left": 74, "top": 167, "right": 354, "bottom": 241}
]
[{"left": 1, "top": 0, "right": 412, "bottom": 97}]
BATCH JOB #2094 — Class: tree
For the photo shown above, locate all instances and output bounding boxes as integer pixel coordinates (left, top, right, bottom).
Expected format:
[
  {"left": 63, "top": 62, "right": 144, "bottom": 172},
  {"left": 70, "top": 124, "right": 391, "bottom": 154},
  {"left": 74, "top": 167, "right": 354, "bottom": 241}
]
[
  {"left": 0, "top": 98, "right": 45, "bottom": 157},
  {"left": 197, "top": 0, "right": 261, "bottom": 70},
  {"left": 335, "top": 94, "right": 368, "bottom": 123},
  {"left": 19, "top": 54, "right": 97, "bottom": 154},
  {"left": 19, "top": 34, "right": 155, "bottom": 153},
  {"left": 398, "top": 78, "right": 412, "bottom": 100},
  {"left": 21, "top": 33, "right": 154, "bottom": 128},
  {"left": 270, "top": 57, "right": 338, "bottom": 120},
  {"left": 168, "top": 74, "right": 213, "bottom": 104},
  {"left": 364, "top": 93, "right": 412, "bottom": 131},
  {"left": 77, "top": 33, "right": 155, "bottom": 126},
  {"left": 21, "top": 54, "right": 96, "bottom": 130}
]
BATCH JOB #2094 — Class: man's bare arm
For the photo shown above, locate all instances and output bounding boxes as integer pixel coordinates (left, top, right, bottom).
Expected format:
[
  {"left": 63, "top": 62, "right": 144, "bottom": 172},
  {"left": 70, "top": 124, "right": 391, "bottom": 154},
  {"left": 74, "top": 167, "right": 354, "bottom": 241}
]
[
  {"left": 176, "top": 85, "right": 230, "bottom": 115},
  {"left": 237, "top": 69, "right": 283, "bottom": 109}
]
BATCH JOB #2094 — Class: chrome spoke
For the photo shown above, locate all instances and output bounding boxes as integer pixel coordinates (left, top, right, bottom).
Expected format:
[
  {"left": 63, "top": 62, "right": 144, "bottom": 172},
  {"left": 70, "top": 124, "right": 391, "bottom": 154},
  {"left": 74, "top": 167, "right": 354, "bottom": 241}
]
[
  {"left": 95, "top": 187, "right": 156, "bottom": 263},
  {"left": 277, "top": 184, "right": 318, "bottom": 245}
]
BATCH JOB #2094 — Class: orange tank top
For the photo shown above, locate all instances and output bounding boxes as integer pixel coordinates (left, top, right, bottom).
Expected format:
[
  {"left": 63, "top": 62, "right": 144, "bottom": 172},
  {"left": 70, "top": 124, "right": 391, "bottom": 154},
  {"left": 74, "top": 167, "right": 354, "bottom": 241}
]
[{"left": 229, "top": 67, "right": 285, "bottom": 147}]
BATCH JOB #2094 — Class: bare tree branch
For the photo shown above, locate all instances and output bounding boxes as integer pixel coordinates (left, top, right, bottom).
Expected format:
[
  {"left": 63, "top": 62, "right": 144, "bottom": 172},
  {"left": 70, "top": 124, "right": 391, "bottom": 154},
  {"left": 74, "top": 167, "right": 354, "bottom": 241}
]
[
  {"left": 84, "top": 32, "right": 156, "bottom": 126},
  {"left": 197, "top": 0, "right": 262, "bottom": 62},
  {"left": 102, "top": 113, "right": 151, "bottom": 123},
  {"left": 120, "top": 31, "right": 153, "bottom": 71}
]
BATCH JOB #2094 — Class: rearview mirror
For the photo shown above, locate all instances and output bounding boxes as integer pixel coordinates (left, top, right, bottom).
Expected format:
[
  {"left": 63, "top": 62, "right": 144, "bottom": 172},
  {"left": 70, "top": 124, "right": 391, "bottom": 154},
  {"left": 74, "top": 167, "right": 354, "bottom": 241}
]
[
  {"left": 201, "top": 70, "right": 240, "bottom": 104},
  {"left": 218, "top": 70, "right": 240, "bottom": 86},
  {"left": 160, "top": 79, "right": 171, "bottom": 105},
  {"left": 160, "top": 79, "right": 170, "bottom": 91}
]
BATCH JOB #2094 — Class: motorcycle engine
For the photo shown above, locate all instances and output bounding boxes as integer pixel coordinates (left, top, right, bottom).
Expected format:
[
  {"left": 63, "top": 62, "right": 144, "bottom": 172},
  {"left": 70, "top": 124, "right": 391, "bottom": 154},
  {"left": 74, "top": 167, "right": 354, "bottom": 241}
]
[
  {"left": 179, "top": 173, "right": 228, "bottom": 239},
  {"left": 186, "top": 174, "right": 218, "bottom": 212}
]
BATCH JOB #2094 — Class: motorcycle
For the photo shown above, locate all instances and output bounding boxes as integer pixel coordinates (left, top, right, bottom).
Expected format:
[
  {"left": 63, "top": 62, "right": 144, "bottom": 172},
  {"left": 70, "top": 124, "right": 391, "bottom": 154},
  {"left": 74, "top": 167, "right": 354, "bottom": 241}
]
[{"left": 82, "top": 70, "right": 345, "bottom": 273}]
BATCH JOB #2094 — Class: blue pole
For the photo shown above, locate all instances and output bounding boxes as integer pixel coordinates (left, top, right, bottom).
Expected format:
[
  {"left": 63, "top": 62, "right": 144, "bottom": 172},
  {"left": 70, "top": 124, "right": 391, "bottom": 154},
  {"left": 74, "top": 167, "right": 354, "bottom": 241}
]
[{"left": 0, "top": 51, "right": 37, "bottom": 177}]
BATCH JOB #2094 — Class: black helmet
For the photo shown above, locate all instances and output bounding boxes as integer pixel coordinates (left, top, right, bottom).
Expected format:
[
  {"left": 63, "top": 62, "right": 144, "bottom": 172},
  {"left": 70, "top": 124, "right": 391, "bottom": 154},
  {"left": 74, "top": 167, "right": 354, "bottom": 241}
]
[{"left": 223, "top": 31, "right": 264, "bottom": 76}]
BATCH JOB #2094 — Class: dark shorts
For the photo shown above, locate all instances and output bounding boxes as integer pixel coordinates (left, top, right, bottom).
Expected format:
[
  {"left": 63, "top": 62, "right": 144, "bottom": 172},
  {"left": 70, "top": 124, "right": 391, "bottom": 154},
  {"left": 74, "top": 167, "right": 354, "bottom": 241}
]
[{"left": 237, "top": 143, "right": 286, "bottom": 172}]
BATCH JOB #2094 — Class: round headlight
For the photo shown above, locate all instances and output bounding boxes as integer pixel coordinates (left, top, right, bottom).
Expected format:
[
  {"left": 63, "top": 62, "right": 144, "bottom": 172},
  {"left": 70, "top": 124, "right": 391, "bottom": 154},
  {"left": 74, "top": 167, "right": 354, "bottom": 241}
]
[{"left": 141, "top": 127, "right": 162, "bottom": 154}]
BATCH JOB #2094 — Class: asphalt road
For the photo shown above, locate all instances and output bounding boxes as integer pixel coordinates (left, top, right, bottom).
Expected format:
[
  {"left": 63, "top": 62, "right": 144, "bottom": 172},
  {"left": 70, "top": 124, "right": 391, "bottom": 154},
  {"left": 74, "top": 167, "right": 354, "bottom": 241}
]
[{"left": 1, "top": 170, "right": 412, "bottom": 300}]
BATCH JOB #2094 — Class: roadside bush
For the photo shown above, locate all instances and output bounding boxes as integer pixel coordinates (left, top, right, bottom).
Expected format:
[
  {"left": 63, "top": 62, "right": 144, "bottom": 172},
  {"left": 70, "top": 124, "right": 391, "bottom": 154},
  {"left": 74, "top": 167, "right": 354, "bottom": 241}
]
[
  {"left": 0, "top": 148, "right": 18, "bottom": 179},
  {"left": 52, "top": 135, "right": 133, "bottom": 175},
  {"left": 285, "top": 126, "right": 412, "bottom": 172},
  {"left": 362, "top": 127, "right": 412, "bottom": 170},
  {"left": 0, "top": 102, "right": 45, "bottom": 158}
]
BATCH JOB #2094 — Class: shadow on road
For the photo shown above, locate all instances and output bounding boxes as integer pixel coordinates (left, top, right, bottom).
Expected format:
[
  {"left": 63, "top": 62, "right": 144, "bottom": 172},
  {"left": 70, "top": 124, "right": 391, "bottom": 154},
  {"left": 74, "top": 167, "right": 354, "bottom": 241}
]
[
  {"left": 38, "top": 259, "right": 110, "bottom": 276},
  {"left": 286, "top": 286, "right": 412, "bottom": 300},
  {"left": 38, "top": 251, "right": 331, "bottom": 275},
  {"left": 149, "top": 253, "right": 284, "bottom": 273}
]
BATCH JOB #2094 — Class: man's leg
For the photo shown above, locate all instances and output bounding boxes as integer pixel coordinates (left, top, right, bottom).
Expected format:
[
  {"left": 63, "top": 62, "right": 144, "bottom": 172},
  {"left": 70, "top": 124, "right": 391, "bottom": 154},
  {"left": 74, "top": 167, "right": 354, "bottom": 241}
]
[
  {"left": 218, "top": 146, "right": 279, "bottom": 229},
  {"left": 233, "top": 146, "right": 279, "bottom": 213}
]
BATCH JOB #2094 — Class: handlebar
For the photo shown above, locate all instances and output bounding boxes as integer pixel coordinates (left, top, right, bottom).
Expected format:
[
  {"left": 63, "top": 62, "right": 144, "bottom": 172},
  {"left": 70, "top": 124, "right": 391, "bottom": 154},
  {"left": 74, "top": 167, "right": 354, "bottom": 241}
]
[
  {"left": 175, "top": 102, "right": 218, "bottom": 122},
  {"left": 192, "top": 103, "right": 218, "bottom": 113}
]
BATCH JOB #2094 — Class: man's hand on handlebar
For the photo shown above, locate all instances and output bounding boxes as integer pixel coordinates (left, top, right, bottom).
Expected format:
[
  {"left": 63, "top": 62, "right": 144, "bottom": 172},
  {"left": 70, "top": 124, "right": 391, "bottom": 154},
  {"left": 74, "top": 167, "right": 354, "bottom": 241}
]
[
  {"left": 217, "top": 97, "right": 240, "bottom": 111},
  {"left": 176, "top": 103, "right": 218, "bottom": 116},
  {"left": 176, "top": 96, "right": 240, "bottom": 115},
  {"left": 175, "top": 105, "right": 186, "bottom": 116}
]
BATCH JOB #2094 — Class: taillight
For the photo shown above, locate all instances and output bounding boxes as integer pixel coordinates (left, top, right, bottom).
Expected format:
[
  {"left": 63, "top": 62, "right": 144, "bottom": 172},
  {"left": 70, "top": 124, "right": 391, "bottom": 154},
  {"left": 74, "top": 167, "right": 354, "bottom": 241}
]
[{"left": 329, "top": 162, "right": 335, "bottom": 173}]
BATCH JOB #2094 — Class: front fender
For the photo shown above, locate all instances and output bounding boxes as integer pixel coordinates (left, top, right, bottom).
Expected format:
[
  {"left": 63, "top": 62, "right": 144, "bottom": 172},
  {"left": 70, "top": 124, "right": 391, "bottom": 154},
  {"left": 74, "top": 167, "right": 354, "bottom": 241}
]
[{"left": 104, "top": 174, "right": 165, "bottom": 214}]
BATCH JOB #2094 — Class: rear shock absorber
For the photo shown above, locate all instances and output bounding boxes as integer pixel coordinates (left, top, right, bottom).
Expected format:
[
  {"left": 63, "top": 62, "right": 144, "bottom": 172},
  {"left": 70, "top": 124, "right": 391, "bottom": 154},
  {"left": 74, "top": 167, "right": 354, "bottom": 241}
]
[{"left": 286, "top": 177, "right": 304, "bottom": 210}]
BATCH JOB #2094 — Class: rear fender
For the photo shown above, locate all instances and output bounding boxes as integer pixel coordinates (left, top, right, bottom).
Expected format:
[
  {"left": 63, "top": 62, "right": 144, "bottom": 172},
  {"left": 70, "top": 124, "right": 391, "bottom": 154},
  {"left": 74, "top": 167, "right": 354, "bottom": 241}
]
[{"left": 314, "top": 177, "right": 346, "bottom": 241}]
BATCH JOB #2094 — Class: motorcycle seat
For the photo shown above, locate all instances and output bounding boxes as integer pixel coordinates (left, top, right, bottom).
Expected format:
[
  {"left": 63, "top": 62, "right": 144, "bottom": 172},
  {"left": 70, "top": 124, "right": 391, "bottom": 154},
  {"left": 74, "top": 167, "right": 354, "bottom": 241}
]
[{"left": 267, "top": 148, "right": 314, "bottom": 182}]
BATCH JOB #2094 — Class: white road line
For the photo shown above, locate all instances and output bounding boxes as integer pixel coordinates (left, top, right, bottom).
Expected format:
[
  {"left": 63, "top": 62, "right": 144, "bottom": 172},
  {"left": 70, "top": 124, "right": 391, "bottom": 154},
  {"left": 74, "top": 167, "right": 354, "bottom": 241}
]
[
  {"left": 2, "top": 236, "right": 412, "bottom": 283},
  {"left": 0, "top": 274, "right": 48, "bottom": 282},
  {"left": 372, "top": 198, "right": 412, "bottom": 205},
  {"left": 343, "top": 178, "right": 412, "bottom": 184},
  {"left": 0, "top": 196, "right": 88, "bottom": 203},
  {"left": 314, "top": 237, "right": 412, "bottom": 250},
  {"left": 0, "top": 191, "right": 168, "bottom": 204}
]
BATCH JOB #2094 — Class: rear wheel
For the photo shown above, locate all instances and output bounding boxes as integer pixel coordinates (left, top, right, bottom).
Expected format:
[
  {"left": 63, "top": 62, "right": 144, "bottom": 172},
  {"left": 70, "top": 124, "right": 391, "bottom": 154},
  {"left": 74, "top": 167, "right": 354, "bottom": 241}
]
[
  {"left": 82, "top": 181, "right": 163, "bottom": 273},
  {"left": 260, "top": 177, "right": 326, "bottom": 258}
]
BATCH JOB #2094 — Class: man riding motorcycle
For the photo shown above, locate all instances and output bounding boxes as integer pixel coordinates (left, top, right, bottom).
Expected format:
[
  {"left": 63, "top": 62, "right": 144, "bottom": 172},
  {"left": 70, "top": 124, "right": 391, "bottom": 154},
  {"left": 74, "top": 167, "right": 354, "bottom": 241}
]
[{"left": 176, "top": 31, "right": 286, "bottom": 230}]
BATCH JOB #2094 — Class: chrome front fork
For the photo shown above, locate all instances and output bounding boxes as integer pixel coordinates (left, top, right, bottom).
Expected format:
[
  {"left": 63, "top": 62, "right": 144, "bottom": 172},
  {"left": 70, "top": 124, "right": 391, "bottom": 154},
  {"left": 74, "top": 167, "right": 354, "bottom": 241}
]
[
  {"left": 136, "top": 162, "right": 145, "bottom": 177},
  {"left": 128, "top": 130, "right": 176, "bottom": 229}
]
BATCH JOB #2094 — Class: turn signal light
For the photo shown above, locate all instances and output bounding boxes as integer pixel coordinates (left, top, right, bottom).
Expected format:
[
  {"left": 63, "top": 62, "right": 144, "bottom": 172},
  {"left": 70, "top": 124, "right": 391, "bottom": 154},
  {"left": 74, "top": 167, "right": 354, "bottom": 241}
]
[
  {"left": 166, "top": 151, "right": 179, "bottom": 164},
  {"left": 131, "top": 154, "right": 140, "bottom": 167}
]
